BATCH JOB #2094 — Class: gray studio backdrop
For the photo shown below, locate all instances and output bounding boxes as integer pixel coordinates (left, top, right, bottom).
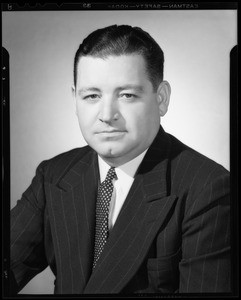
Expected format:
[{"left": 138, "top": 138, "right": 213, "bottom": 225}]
[{"left": 2, "top": 9, "right": 236, "bottom": 294}]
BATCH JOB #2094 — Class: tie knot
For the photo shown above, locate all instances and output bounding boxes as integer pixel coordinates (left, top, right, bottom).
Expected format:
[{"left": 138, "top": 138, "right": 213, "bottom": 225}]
[{"left": 105, "top": 167, "right": 117, "bottom": 182}]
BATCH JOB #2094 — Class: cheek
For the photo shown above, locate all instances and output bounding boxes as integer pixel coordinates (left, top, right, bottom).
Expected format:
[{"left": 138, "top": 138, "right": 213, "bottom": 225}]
[
  {"left": 124, "top": 102, "right": 159, "bottom": 128},
  {"left": 76, "top": 105, "right": 95, "bottom": 127}
]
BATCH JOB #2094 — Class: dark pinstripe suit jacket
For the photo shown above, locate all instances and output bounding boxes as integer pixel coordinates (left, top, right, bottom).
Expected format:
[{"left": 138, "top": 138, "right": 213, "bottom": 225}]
[{"left": 10, "top": 126, "right": 231, "bottom": 294}]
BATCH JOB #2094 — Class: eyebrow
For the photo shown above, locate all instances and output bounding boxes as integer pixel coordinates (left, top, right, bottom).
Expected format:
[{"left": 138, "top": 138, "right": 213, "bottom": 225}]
[
  {"left": 116, "top": 85, "right": 145, "bottom": 93},
  {"left": 78, "top": 85, "right": 145, "bottom": 95},
  {"left": 78, "top": 87, "right": 101, "bottom": 96}
]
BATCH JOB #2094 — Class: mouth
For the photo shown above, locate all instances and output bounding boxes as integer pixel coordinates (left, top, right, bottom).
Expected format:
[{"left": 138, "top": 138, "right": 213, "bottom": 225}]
[{"left": 95, "top": 129, "right": 127, "bottom": 138}]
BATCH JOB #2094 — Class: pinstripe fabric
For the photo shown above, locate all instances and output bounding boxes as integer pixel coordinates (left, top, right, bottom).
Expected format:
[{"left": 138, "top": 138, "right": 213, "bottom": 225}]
[{"left": 10, "top": 126, "right": 230, "bottom": 294}]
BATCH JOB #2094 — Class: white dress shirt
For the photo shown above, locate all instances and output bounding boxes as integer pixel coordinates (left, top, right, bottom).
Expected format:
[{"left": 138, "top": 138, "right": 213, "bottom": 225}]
[{"left": 98, "top": 149, "right": 148, "bottom": 231}]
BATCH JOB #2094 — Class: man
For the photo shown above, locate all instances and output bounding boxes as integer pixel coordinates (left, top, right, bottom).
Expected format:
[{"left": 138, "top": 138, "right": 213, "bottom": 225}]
[{"left": 10, "top": 25, "right": 230, "bottom": 294}]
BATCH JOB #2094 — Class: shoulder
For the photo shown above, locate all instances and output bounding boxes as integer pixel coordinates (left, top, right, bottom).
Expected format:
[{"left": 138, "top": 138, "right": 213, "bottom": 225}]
[
  {"left": 167, "top": 133, "right": 229, "bottom": 193},
  {"left": 164, "top": 133, "right": 230, "bottom": 221},
  {"left": 35, "top": 145, "right": 94, "bottom": 181}
]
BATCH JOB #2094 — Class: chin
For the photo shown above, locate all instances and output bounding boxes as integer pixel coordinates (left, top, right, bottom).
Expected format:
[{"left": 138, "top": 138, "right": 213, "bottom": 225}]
[
  {"left": 99, "top": 149, "right": 120, "bottom": 158},
  {"left": 94, "top": 145, "right": 124, "bottom": 159}
]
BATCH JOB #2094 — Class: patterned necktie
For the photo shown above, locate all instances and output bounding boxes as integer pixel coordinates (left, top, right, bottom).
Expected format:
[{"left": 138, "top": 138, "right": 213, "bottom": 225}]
[{"left": 92, "top": 167, "right": 117, "bottom": 269}]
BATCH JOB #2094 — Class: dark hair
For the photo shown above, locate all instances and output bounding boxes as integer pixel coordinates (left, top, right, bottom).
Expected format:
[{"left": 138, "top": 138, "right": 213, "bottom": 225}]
[{"left": 73, "top": 25, "right": 164, "bottom": 91}]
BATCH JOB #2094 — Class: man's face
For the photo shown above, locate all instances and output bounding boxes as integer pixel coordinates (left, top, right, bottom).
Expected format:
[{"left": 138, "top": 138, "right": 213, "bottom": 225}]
[{"left": 73, "top": 54, "right": 164, "bottom": 166}]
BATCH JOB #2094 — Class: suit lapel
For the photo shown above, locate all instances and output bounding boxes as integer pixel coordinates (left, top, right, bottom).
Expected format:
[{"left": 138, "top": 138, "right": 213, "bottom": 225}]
[
  {"left": 84, "top": 127, "right": 178, "bottom": 294},
  {"left": 46, "top": 149, "right": 99, "bottom": 293}
]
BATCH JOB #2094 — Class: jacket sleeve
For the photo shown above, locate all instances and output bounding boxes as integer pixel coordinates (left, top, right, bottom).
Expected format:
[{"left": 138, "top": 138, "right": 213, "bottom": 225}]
[
  {"left": 179, "top": 170, "right": 231, "bottom": 293},
  {"left": 10, "top": 161, "right": 49, "bottom": 294}
]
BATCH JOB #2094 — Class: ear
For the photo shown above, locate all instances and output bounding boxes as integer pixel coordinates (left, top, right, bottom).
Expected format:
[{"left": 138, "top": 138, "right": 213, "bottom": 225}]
[
  {"left": 156, "top": 81, "right": 171, "bottom": 117},
  {"left": 71, "top": 85, "right": 78, "bottom": 115},
  {"left": 71, "top": 85, "right": 76, "bottom": 98}
]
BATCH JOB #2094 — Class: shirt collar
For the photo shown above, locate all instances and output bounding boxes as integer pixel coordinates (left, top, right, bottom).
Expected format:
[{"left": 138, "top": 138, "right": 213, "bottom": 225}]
[{"left": 98, "top": 149, "right": 148, "bottom": 183}]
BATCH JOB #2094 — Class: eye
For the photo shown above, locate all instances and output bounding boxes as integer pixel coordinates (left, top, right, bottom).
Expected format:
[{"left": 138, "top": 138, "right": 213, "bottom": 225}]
[
  {"left": 119, "top": 93, "right": 137, "bottom": 100},
  {"left": 83, "top": 94, "right": 100, "bottom": 101}
]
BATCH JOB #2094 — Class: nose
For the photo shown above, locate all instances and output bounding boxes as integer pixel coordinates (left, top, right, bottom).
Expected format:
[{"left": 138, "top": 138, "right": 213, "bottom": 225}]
[{"left": 99, "top": 98, "right": 118, "bottom": 123}]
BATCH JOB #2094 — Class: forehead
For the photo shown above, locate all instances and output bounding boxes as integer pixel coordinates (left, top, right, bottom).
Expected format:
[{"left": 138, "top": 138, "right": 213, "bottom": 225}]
[{"left": 76, "top": 54, "right": 149, "bottom": 88}]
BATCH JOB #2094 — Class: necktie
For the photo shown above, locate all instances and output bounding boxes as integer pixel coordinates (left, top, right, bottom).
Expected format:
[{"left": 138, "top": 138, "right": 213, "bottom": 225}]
[{"left": 92, "top": 167, "right": 117, "bottom": 269}]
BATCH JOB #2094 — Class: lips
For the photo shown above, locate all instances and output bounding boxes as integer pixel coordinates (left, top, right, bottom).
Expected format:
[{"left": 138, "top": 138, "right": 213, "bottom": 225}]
[
  {"left": 96, "top": 129, "right": 126, "bottom": 134},
  {"left": 95, "top": 129, "right": 127, "bottom": 139},
  {"left": 98, "top": 130, "right": 124, "bottom": 133}
]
